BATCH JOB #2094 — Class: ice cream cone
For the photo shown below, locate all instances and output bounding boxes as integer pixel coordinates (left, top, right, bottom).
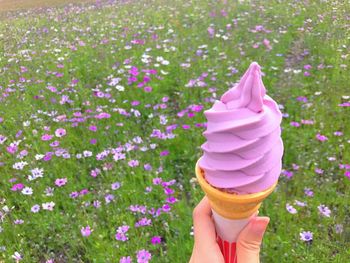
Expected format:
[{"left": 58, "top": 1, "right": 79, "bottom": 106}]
[{"left": 195, "top": 158, "right": 277, "bottom": 220}]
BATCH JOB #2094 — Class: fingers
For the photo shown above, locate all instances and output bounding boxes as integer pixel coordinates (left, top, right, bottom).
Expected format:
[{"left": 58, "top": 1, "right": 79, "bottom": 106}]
[
  {"left": 236, "top": 216, "right": 270, "bottom": 263},
  {"left": 192, "top": 196, "right": 217, "bottom": 246}
]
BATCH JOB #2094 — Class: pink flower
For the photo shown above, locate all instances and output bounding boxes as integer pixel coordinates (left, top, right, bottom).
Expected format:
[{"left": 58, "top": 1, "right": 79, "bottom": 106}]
[
  {"left": 89, "top": 125, "right": 97, "bottom": 132},
  {"left": 81, "top": 225, "right": 92, "bottom": 237},
  {"left": 290, "top": 121, "right": 300, "bottom": 127},
  {"left": 128, "top": 160, "right": 139, "bottom": 167},
  {"left": 90, "top": 168, "right": 101, "bottom": 177},
  {"left": 304, "top": 187, "right": 314, "bottom": 197},
  {"left": 41, "top": 134, "right": 53, "bottom": 141},
  {"left": 55, "top": 178, "right": 67, "bottom": 187},
  {"left": 120, "top": 256, "right": 132, "bottom": 263},
  {"left": 115, "top": 225, "right": 130, "bottom": 241},
  {"left": 55, "top": 128, "right": 66, "bottom": 137},
  {"left": 262, "top": 38, "right": 272, "bottom": 50},
  {"left": 144, "top": 86, "right": 152, "bottom": 92},
  {"left": 207, "top": 27, "right": 215, "bottom": 38},
  {"left": 318, "top": 204, "right": 331, "bottom": 217},
  {"left": 316, "top": 133, "right": 328, "bottom": 142},
  {"left": 136, "top": 249, "right": 152, "bottom": 263}
]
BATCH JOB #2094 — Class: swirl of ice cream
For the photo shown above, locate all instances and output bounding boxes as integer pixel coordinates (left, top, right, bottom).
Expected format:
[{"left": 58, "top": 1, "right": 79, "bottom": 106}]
[{"left": 199, "top": 62, "right": 284, "bottom": 194}]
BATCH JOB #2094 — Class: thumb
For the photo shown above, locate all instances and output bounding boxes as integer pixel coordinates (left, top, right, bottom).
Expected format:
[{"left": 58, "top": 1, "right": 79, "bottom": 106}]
[{"left": 236, "top": 216, "right": 270, "bottom": 263}]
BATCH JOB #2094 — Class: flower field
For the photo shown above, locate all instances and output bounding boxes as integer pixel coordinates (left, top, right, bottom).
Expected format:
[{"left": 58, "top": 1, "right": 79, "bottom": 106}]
[{"left": 0, "top": 0, "right": 349, "bottom": 262}]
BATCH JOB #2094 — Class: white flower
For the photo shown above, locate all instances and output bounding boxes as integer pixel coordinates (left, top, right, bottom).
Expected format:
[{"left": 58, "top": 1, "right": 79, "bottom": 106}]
[
  {"left": 0, "top": 135, "right": 7, "bottom": 144},
  {"left": 83, "top": 150, "right": 93, "bottom": 157},
  {"left": 150, "top": 144, "right": 157, "bottom": 149},
  {"left": 108, "top": 77, "right": 121, "bottom": 86},
  {"left": 21, "top": 187, "right": 33, "bottom": 195},
  {"left": 11, "top": 251, "right": 22, "bottom": 261},
  {"left": 42, "top": 201, "right": 55, "bottom": 211},
  {"left": 31, "top": 168, "right": 44, "bottom": 177},
  {"left": 161, "top": 60, "right": 169, "bottom": 65},
  {"left": 12, "top": 161, "right": 28, "bottom": 170},
  {"left": 35, "top": 154, "right": 44, "bottom": 160},
  {"left": 115, "top": 85, "right": 125, "bottom": 91}
]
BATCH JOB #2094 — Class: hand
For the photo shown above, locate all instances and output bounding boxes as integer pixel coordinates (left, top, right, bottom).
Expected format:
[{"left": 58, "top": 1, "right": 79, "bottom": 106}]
[{"left": 189, "top": 196, "right": 270, "bottom": 263}]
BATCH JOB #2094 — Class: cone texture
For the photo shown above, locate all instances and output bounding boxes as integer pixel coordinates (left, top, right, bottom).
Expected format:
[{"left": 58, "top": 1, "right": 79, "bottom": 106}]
[{"left": 195, "top": 158, "right": 277, "bottom": 219}]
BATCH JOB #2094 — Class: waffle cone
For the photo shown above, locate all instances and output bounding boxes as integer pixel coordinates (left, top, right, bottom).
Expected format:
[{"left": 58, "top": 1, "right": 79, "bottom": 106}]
[{"left": 195, "top": 159, "right": 277, "bottom": 219}]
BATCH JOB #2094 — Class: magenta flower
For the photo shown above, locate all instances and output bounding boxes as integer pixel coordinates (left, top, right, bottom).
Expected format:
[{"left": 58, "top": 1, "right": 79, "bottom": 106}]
[
  {"left": 316, "top": 133, "right": 328, "bottom": 142},
  {"left": 136, "top": 249, "right": 152, "bottom": 263},
  {"left": 81, "top": 225, "right": 93, "bottom": 237},
  {"left": 160, "top": 150, "right": 169, "bottom": 156},
  {"left": 55, "top": 128, "right": 66, "bottom": 137},
  {"left": 55, "top": 178, "right": 67, "bottom": 187},
  {"left": 11, "top": 183, "right": 24, "bottom": 191},
  {"left": 345, "top": 171, "right": 350, "bottom": 179},
  {"left": 151, "top": 236, "right": 161, "bottom": 245}
]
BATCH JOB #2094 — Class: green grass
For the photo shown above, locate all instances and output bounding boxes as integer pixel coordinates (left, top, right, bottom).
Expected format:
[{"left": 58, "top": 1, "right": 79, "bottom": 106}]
[{"left": 0, "top": 0, "right": 349, "bottom": 262}]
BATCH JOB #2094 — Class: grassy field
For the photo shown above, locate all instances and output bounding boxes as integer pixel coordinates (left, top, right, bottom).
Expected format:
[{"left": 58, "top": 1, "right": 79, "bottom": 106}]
[
  {"left": 0, "top": 0, "right": 349, "bottom": 262},
  {"left": 0, "top": 0, "right": 95, "bottom": 12}
]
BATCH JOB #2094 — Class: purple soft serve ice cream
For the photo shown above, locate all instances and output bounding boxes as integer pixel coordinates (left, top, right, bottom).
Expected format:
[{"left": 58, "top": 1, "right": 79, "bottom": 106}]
[{"left": 199, "top": 62, "right": 284, "bottom": 194}]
